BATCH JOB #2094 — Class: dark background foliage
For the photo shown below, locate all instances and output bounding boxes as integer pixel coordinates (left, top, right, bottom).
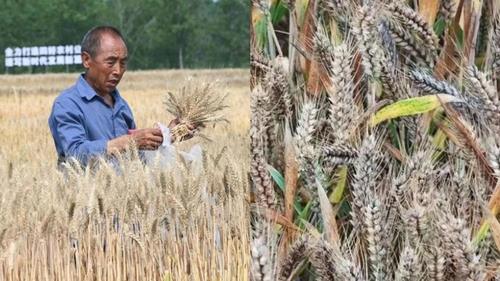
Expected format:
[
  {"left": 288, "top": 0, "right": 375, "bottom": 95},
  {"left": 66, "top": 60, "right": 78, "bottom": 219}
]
[{"left": 0, "top": 0, "right": 249, "bottom": 73}]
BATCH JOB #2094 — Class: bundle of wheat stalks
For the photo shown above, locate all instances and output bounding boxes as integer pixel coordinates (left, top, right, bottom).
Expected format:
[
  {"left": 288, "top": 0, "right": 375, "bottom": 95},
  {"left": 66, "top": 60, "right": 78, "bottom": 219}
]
[
  {"left": 251, "top": 0, "right": 500, "bottom": 280},
  {"left": 0, "top": 147, "right": 250, "bottom": 281},
  {"left": 164, "top": 79, "right": 228, "bottom": 142}
]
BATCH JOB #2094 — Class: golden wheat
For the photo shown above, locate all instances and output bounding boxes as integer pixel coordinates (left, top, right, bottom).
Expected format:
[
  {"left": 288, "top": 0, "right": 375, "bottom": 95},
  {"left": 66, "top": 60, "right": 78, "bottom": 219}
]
[{"left": 0, "top": 69, "right": 250, "bottom": 281}]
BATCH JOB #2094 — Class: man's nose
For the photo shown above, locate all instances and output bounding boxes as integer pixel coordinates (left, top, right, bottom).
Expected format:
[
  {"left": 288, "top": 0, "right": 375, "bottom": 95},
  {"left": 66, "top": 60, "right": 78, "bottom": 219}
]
[{"left": 112, "top": 63, "right": 125, "bottom": 75}]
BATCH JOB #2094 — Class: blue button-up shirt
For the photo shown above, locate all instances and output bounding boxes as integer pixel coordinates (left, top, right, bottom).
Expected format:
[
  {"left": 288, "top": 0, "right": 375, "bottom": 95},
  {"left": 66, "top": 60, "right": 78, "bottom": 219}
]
[{"left": 48, "top": 74, "right": 136, "bottom": 166}]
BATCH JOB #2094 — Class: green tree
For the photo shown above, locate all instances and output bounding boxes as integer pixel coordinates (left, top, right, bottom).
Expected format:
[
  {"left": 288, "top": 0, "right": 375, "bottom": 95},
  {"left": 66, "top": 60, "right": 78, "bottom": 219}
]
[{"left": 0, "top": 0, "right": 249, "bottom": 73}]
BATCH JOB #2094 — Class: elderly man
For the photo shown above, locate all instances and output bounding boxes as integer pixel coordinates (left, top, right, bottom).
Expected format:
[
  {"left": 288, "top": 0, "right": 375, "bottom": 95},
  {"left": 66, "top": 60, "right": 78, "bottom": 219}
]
[{"left": 49, "top": 26, "right": 166, "bottom": 167}]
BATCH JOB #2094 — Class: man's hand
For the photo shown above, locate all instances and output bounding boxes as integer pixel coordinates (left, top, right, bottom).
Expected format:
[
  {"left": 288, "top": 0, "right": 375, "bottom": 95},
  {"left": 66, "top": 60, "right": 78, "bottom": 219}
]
[
  {"left": 106, "top": 128, "right": 163, "bottom": 155},
  {"left": 129, "top": 128, "right": 163, "bottom": 150},
  {"left": 167, "top": 117, "right": 180, "bottom": 130},
  {"left": 167, "top": 118, "right": 197, "bottom": 142}
]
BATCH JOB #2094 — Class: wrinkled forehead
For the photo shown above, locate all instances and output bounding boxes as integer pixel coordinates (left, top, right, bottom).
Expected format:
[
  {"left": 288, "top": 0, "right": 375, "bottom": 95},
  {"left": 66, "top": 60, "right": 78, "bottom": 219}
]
[{"left": 96, "top": 33, "right": 128, "bottom": 57}]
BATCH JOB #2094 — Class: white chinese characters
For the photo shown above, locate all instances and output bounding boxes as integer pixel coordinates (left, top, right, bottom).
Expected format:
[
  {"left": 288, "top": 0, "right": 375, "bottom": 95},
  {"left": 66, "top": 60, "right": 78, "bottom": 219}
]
[{"left": 4, "top": 45, "right": 82, "bottom": 68}]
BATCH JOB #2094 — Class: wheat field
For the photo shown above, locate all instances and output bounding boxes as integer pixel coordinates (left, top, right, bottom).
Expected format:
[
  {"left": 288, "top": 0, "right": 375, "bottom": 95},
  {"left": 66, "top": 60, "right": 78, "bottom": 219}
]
[{"left": 0, "top": 69, "right": 251, "bottom": 281}]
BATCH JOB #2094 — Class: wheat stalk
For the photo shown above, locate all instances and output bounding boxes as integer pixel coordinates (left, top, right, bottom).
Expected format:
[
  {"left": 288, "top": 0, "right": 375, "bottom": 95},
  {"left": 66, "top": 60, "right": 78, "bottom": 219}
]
[
  {"left": 410, "top": 69, "right": 461, "bottom": 96},
  {"left": 164, "top": 79, "right": 228, "bottom": 142}
]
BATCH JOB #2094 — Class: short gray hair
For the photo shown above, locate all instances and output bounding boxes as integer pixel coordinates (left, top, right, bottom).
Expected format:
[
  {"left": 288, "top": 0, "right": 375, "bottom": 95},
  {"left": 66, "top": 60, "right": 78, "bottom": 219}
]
[{"left": 81, "top": 26, "right": 124, "bottom": 57}]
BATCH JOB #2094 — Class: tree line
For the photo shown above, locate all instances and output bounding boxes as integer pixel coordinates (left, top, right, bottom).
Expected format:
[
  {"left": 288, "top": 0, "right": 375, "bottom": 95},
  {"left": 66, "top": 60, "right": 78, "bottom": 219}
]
[{"left": 0, "top": 0, "right": 249, "bottom": 74}]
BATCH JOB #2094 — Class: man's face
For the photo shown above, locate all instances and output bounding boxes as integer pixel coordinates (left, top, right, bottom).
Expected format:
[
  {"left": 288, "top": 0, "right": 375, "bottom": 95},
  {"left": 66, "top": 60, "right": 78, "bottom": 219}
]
[{"left": 82, "top": 33, "right": 128, "bottom": 96}]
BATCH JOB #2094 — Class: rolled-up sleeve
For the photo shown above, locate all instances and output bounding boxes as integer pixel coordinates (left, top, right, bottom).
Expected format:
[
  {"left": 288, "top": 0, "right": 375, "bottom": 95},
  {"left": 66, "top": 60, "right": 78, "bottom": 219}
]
[{"left": 51, "top": 102, "right": 107, "bottom": 164}]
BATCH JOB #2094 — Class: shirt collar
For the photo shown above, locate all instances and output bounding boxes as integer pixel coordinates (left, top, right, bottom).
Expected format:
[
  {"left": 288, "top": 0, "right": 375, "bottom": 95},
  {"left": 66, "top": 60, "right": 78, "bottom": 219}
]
[{"left": 76, "top": 74, "right": 122, "bottom": 102}]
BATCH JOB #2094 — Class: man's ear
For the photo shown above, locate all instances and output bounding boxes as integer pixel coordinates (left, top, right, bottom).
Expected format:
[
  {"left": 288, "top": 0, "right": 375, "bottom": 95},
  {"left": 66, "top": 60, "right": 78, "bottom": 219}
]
[{"left": 81, "top": 52, "right": 92, "bottom": 69}]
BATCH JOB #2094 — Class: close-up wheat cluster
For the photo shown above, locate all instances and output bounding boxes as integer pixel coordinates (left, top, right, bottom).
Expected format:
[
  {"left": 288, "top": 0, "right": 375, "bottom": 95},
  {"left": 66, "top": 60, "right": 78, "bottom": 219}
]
[{"left": 251, "top": 0, "right": 500, "bottom": 280}]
